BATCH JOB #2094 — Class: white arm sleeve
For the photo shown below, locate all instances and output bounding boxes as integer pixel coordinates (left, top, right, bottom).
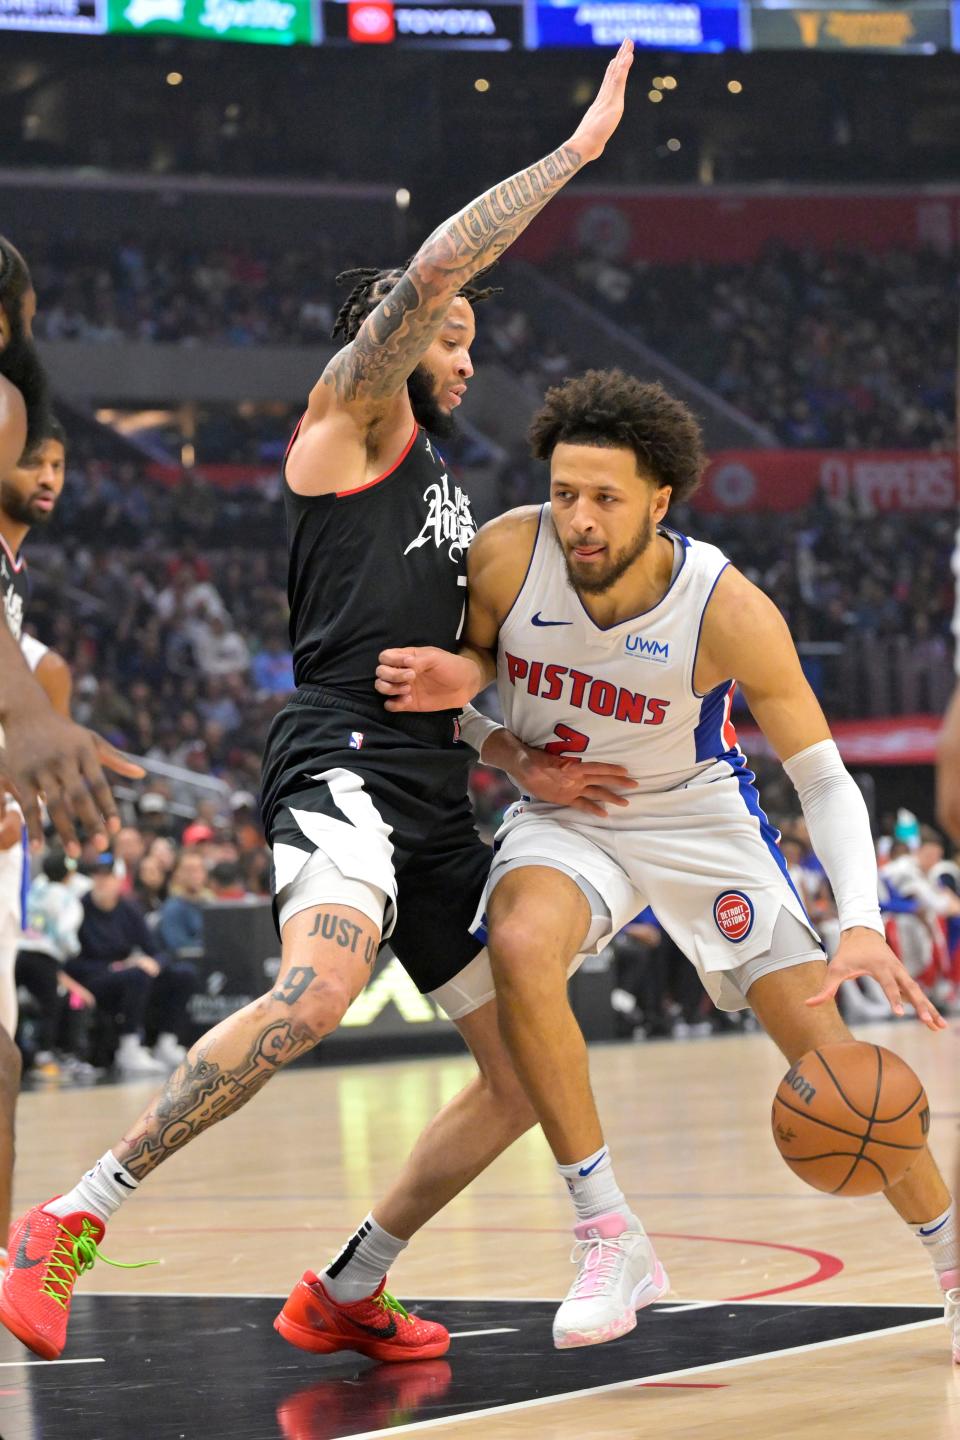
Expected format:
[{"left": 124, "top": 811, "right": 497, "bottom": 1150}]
[
  {"left": 458, "top": 704, "right": 504, "bottom": 761},
  {"left": 783, "top": 739, "right": 884, "bottom": 936}
]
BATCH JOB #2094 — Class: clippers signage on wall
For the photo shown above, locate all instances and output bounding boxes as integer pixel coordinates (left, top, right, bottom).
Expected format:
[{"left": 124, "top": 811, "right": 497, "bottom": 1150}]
[
  {"left": 531, "top": 0, "right": 741, "bottom": 49},
  {"left": 511, "top": 190, "right": 960, "bottom": 266},
  {"left": 324, "top": 0, "right": 523, "bottom": 46},
  {"left": 695, "top": 450, "right": 958, "bottom": 515},
  {"left": 749, "top": 0, "right": 952, "bottom": 52},
  {"left": 106, "top": 0, "right": 315, "bottom": 41},
  {"left": 0, "top": 0, "right": 105, "bottom": 29}
]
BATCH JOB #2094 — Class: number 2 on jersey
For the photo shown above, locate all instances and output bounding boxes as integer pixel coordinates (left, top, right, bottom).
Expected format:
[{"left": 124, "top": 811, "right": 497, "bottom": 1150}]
[{"left": 544, "top": 723, "right": 590, "bottom": 758}]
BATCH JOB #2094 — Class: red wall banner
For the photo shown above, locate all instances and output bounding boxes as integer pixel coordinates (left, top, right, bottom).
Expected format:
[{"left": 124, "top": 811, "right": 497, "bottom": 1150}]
[
  {"left": 739, "top": 715, "right": 945, "bottom": 766},
  {"left": 511, "top": 188, "right": 960, "bottom": 265},
  {"left": 694, "top": 450, "right": 957, "bottom": 514}
]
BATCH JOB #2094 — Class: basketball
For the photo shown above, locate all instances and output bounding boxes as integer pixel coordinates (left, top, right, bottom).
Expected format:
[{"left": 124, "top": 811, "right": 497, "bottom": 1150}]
[{"left": 771, "top": 1041, "right": 930, "bottom": 1196}]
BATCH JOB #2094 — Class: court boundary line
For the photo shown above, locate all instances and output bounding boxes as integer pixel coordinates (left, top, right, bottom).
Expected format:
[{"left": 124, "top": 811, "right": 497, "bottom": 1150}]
[{"left": 340, "top": 1316, "right": 946, "bottom": 1439}]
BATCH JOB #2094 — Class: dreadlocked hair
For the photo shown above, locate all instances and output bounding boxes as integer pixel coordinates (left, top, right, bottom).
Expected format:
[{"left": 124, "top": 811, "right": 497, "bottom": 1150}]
[
  {"left": 0, "top": 236, "right": 31, "bottom": 315},
  {"left": 331, "top": 260, "right": 502, "bottom": 343}
]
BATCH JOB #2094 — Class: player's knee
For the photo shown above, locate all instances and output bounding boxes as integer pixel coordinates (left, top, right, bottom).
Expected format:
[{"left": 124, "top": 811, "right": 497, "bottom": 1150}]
[
  {"left": 268, "top": 971, "right": 354, "bottom": 1038},
  {"left": 489, "top": 917, "right": 564, "bottom": 990}
]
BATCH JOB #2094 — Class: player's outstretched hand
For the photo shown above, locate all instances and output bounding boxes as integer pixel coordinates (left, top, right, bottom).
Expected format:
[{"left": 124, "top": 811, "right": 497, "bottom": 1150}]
[
  {"left": 377, "top": 647, "right": 485, "bottom": 712},
  {"left": 511, "top": 747, "right": 637, "bottom": 817},
  {"left": 935, "top": 684, "right": 960, "bottom": 844},
  {"left": 806, "top": 927, "right": 946, "bottom": 1033},
  {"left": 569, "top": 39, "right": 635, "bottom": 164},
  {"left": 1, "top": 706, "right": 145, "bottom": 854}
]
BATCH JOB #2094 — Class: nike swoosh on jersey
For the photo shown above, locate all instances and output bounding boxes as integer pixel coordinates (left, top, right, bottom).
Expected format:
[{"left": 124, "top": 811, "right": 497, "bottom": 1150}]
[
  {"left": 531, "top": 612, "right": 572, "bottom": 627},
  {"left": 14, "top": 1219, "right": 45, "bottom": 1270}
]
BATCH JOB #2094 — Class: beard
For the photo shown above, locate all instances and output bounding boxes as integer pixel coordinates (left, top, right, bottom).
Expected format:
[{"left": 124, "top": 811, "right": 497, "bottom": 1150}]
[
  {"left": 407, "top": 364, "right": 457, "bottom": 440},
  {"left": 0, "top": 476, "right": 55, "bottom": 527},
  {"left": 563, "top": 512, "right": 656, "bottom": 596},
  {"left": 0, "top": 315, "right": 51, "bottom": 456}
]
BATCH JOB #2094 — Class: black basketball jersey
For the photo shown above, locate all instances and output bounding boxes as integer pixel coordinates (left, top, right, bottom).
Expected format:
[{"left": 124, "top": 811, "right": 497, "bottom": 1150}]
[
  {"left": 283, "top": 420, "right": 477, "bottom": 741},
  {"left": 0, "top": 536, "right": 27, "bottom": 642}
]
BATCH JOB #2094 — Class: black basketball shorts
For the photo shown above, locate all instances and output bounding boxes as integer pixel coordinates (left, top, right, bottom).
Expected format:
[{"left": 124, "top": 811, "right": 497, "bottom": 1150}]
[{"left": 260, "top": 687, "right": 491, "bottom": 994}]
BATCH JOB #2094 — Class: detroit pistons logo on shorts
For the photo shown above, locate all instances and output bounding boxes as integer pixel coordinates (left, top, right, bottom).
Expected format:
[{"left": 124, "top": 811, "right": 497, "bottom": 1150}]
[{"left": 713, "top": 890, "right": 754, "bottom": 943}]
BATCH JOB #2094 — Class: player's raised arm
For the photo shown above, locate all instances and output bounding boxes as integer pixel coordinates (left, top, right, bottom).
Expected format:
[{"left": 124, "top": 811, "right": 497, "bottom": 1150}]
[
  {"left": 697, "top": 566, "right": 944, "bottom": 1031},
  {"left": 321, "top": 40, "right": 634, "bottom": 417}
]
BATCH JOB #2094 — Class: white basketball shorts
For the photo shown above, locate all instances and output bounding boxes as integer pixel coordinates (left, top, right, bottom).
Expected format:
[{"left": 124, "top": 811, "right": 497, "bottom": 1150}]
[{"left": 470, "top": 773, "right": 824, "bottom": 1012}]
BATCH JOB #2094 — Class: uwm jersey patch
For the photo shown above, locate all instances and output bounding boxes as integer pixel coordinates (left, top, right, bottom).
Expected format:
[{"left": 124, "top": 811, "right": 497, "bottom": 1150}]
[{"left": 496, "top": 509, "right": 740, "bottom": 800}]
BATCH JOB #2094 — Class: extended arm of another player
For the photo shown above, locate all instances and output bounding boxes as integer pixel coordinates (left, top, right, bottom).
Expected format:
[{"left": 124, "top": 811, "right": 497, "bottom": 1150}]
[
  {"left": 0, "top": 630, "right": 144, "bottom": 853},
  {"left": 936, "top": 523, "right": 960, "bottom": 842},
  {"left": 322, "top": 42, "right": 634, "bottom": 412},
  {"left": 936, "top": 681, "right": 960, "bottom": 844},
  {"left": 34, "top": 649, "right": 72, "bottom": 719},
  {"left": 0, "top": 374, "right": 26, "bottom": 477},
  {"left": 701, "top": 568, "right": 944, "bottom": 1030}
]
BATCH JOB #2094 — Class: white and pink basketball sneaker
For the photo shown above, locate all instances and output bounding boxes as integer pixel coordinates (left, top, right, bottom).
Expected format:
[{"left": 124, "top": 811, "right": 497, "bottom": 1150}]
[
  {"left": 941, "top": 1270, "right": 960, "bottom": 1363},
  {"left": 552, "top": 1212, "right": 669, "bottom": 1350}
]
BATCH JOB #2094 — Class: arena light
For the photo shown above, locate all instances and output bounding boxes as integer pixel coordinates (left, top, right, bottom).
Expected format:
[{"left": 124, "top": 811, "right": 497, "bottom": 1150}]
[
  {"left": 166, "top": 71, "right": 183, "bottom": 86},
  {"left": 728, "top": 79, "right": 743, "bottom": 94},
  {"left": 652, "top": 76, "right": 664, "bottom": 88},
  {"left": 666, "top": 137, "right": 681, "bottom": 152},
  {"left": 648, "top": 90, "right": 663, "bottom": 104},
  {"left": 395, "top": 187, "right": 411, "bottom": 210},
  {"left": 474, "top": 77, "right": 490, "bottom": 92},
  {"left": 662, "top": 75, "right": 677, "bottom": 89}
]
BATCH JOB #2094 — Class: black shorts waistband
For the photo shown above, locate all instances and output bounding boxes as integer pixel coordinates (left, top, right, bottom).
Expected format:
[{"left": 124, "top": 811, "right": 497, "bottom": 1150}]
[{"left": 289, "top": 685, "right": 459, "bottom": 746}]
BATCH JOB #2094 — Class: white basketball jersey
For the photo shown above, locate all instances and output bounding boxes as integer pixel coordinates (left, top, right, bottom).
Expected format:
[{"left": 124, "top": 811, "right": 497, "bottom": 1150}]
[{"left": 497, "top": 507, "right": 743, "bottom": 805}]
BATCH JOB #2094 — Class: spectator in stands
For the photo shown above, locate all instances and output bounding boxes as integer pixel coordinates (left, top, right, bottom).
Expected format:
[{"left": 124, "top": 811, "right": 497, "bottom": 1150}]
[
  {"left": 208, "top": 861, "right": 249, "bottom": 901},
  {"left": 17, "top": 852, "right": 99, "bottom": 1079},
  {"left": 67, "top": 855, "right": 197, "bottom": 1076},
  {"left": 155, "top": 851, "right": 211, "bottom": 958},
  {"left": 133, "top": 853, "right": 169, "bottom": 918},
  {"left": 251, "top": 628, "right": 295, "bottom": 697},
  {"left": 880, "top": 827, "right": 960, "bottom": 1006}
]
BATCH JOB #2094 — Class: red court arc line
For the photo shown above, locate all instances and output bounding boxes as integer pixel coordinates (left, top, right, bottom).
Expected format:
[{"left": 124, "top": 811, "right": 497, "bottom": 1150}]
[
  {"left": 144, "top": 1221, "right": 842, "bottom": 1302},
  {"left": 651, "top": 1231, "right": 844, "bottom": 1302}
]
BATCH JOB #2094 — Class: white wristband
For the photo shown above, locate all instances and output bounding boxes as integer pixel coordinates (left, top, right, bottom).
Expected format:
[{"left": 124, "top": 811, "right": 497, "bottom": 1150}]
[
  {"left": 783, "top": 739, "right": 884, "bottom": 936},
  {"left": 458, "top": 704, "right": 503, "bottom": 761}
]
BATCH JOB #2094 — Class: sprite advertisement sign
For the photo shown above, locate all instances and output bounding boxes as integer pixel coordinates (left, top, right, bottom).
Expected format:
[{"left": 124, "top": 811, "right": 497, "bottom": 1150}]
[{"left": 107, "top": 0, "right": 315, "bottom": 42}]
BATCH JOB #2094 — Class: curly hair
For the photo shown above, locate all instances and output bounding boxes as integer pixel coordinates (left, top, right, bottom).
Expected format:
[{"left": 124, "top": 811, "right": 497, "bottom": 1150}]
[
  {"left": 528, "top": 368, "right": 705, "bottom": 507},
  {"left": 331, "top": 261, "right": 501, "bottom": 343}
]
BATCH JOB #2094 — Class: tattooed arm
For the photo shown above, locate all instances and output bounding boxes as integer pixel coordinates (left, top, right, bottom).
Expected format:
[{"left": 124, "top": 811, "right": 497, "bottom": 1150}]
[
  {"left": 325, "top": 39, "right": 634, "bottom": 412},
  {"left": 286, "top": 40, "right": 635, "bottom": 497}
]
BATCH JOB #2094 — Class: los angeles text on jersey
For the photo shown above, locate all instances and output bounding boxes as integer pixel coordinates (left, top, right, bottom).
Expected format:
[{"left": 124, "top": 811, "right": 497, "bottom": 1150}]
[{"left": 503, "top": 652, "right": 670, "bottom": 725}]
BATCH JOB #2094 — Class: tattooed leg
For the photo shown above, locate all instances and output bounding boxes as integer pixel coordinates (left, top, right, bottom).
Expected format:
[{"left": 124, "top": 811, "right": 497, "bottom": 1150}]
[{"left": 114, "top": 904, "right": 379, "bottom": 1182}]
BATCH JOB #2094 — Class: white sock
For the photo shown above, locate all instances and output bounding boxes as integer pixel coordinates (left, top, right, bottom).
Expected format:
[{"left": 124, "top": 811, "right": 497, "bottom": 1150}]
[
  {"left": 44, "top": 1150, "right": 139, "bottom": 1225},
  {"left": 556, "top": 1146, "right": 638, "bottom": 1227},
  {"left": 323, "top": 1213, "right": 407, "bottom": 1303},
  {"left": 910, "top": 1201, "right": 959, "bottom": 1279}
]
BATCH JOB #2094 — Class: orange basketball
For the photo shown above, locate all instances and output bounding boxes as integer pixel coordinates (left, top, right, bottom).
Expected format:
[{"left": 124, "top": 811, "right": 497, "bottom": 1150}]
[{"left": 771, "top": 1041, "right": 929, "bottom": 1196}]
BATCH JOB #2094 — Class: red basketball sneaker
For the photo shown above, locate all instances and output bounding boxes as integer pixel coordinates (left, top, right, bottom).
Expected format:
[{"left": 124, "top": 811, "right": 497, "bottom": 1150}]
[
  {"left": 275, "top": 1272, "right": 450, "bottom": 1363},
  {"left": 0, "top": 1200, "right": 154, "bottom": 1361}
]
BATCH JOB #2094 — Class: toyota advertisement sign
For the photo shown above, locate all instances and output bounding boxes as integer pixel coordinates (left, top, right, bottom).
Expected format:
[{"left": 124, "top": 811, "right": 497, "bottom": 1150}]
[{"left": 324, "top": 0, "right": 522, "bottom": 45}]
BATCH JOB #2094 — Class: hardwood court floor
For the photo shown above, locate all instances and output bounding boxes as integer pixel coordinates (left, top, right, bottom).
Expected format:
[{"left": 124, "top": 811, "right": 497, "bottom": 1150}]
[{"left": 4, "top": 1017, "right": 959, "bottom": 1439}]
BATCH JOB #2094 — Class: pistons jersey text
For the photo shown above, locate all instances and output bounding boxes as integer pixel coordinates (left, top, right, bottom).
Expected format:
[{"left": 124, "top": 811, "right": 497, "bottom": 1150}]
[{"left": 497, "top": 506, "right": 742, "bottom": 809}]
